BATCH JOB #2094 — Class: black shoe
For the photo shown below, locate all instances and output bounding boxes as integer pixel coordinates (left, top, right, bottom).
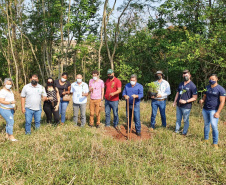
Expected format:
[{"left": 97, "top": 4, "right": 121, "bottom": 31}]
[{"left": 136, "top": 132, "right": 141, "bottom": 136}]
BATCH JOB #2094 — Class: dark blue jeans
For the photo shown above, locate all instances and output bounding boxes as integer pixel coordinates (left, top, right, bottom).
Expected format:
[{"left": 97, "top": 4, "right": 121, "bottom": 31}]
[
  {"left": 126, "top": 104, "right": 141, "bottom": 133},
  {"left": 150, "top": 99, "right": 166, "bottom": 128},
  {"left": 105, "top": 100, "right": 119, "bottom": 127}
]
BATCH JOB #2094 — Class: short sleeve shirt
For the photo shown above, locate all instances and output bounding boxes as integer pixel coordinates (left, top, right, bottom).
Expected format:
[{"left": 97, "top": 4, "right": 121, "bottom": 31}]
[
  {"left": 89, "top": 79, "right": 104, "bottom": 100},
  {"left": 54, "top": 80, "right": 71, "bottom": 97},
  {"left": 105, "top": 77, "right": 122, "bottom": 101},
  {"left": 0, "top": 89, "right": 15, "bottom": 108},
  {"left": 70, "top": 82, "right": 89, "bottom": 104},
  {"left": 177, "top": 81, "right": 197, "bottom": 109},
  {"left": 21, "top": 83, "right": 47, "bottom": 110},
  {"left": 204, "top": 85, "right": 226, "bottom": 110}
]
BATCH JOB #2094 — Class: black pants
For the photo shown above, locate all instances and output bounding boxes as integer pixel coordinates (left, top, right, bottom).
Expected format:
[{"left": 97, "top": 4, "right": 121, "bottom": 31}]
[{"left": 43, "top": 101, "right": 59, "bottom": 124}]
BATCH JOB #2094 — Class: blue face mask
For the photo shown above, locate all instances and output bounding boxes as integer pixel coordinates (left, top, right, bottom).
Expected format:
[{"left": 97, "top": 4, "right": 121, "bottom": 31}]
[{"left": 209, "top": 80, "right": 216, "bottom": 85}]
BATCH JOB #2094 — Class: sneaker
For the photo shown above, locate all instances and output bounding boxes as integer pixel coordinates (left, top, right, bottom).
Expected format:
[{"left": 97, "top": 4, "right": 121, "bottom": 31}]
[
  {"left": 89, "top": 125, "right": 94, "bottom": 127},
  {"left": 212, "top": 144, "right": 219, "bottom": 149},
  {"left": 136, "top": 132, "right": 141, "bottom": 136},
  {"left": 96, "top": 125, "right": 100, "bottom": 128},
  {"left": 202, "top": 139, "right": 208, "bottom": 143}
]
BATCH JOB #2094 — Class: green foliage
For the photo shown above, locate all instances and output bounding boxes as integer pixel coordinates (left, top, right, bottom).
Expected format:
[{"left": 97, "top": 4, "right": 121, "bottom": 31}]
[{"left": 147, "top": 82, "right": 159, "bottom": 93}]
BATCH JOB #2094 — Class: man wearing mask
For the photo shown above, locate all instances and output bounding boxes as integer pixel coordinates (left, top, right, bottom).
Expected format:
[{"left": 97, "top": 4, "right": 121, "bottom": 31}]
[
  {"left": 89, "top": 70, "right": 104, "bottom": 128},
  {"left": 105, "top": 69, "right": 122, "bottom": 128},
  {"left": 70, "top": 74, "right": 89, "bottom": 127},
  {"left": 173, "top": 70, "right": 197, "bottom": 135},
  {"left": 150, "top": 71, "right": 171, "bottom": 130},
  {"left": 122, "top": 74, "right": 143, "bottom": 136},
  {"left": 21, "top": 74, "right": 47, "bottom": 134}
]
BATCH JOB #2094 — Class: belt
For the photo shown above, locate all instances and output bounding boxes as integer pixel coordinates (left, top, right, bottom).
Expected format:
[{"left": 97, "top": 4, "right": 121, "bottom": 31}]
[
  {"left": 153, "top": 99, "right": 166, "bottom": 101},
  {"left": 0, "top": 106, "right": 14, "bottom": 110}
]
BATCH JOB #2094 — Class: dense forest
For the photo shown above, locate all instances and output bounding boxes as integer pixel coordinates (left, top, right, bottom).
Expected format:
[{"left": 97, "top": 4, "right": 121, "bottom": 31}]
[{"left": 0, "top": 0, "right": 225, "bottom": 99}]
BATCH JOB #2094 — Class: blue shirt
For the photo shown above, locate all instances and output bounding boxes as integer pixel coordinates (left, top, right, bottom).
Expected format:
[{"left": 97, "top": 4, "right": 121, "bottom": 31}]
[
  {"left": 70, "top": 82, "right": 89, "bottom": 104},
  {"left": 177, "top": 81, "right": 197, "bottom": 109},
  {"left": 204, "top": 84, "right": 226, "bottom": 110},
  {"left": 122, "top": 82, "right": 143, "bottom": 105}
]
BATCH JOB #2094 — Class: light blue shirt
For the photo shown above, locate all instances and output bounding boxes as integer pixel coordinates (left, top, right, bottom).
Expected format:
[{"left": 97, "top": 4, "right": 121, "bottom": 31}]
[
  {"left": 154, "top": 79, "right": 171, "bottom": 100},
  {"left": 70, "top": 82, "right": 89, "bottom": 104}
]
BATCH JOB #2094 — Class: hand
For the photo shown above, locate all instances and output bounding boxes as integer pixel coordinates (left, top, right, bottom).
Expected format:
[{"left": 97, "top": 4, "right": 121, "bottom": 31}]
[
  {"left": 156, "top": 94, "right": 162, "bottom": 98},
  {"left": 124, "top": 95, "right": 130, "bottom": 100},
  {"left": 151, "top": 96, "right": 155, "bottom": 99},
  {"left": 62, "top": 91, "right": 66, "bottom": 95},
  {"left": 131, "top": 94, "right": 138, "bottom": 99},
  {"left": 179, "top": 99, "right": 186, "bottom": 104},
  {"left": 173, "top": 102, "right": 176, "bottom": 107},
  {"left": 214, "top": 112, "right": 220, "bottom": 118},
  {"left": 55, "top": 106, "right": 59, "bottom": 111},
  {"left": 199, "top": 99, "right": 204, "bottom": 104},
  {"left": 48, "top": 97, "right": 53, "bottom": 100},
  {"left": 99, "top": 101, "right": 102, "bottom": 107},
  {"left": 11, "top": 101, "right": 16, "bottom": 104},
  {"left": 22, "top": 108, "right": 26, "bottom": 114},
  {"left": 109, "top": 92, "right": 115, "bottom": 97}
]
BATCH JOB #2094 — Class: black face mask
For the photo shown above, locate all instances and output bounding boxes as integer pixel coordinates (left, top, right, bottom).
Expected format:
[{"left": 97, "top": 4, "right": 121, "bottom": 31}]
[
  {"left": 31, "top": 80, "right": 38, "bottom": 85},
  {"left": 183, "top": 76, "right": 189, "bottom": 81},
  {"left": 47, "top": 82, "right": 53, "bottom": 86},
  {"left": 108, "top": 75, "right": 114, "bottom": 79},
  {"left": 156, "top": 75, "right": 162, "bottom": 80}
]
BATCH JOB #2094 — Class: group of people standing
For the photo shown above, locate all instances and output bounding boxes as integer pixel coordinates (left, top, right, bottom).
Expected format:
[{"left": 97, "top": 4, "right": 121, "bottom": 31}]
[{"left": 0, "top": 69, "right": 225, "bottom": 149}]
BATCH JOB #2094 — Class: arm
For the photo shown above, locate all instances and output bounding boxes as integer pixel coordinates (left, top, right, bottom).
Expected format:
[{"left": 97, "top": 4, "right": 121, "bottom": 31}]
[
  {"left": 122, "top": 86, "right": 129, "bottom": 99},
  {"left": 55, "top": 88, "right": 60, "bottom": 110},
  {"left": 0, "top": 98, "right": 16, "bottom": 105},
  {"left": 21, "top": 97, "right": 26, "bottom": 113},
  {"left": 66, "top": 86, "right": 71, "bottom": 94},
  {"left": 199, "top": 94, "right": 206, "bottom": 104},
  {"left": 42, "top": 87, "right": 47, "bottom": 101},
  {"left": 173, "top": 92, "right": 179, "bottom": 107},
  {"left": 214, "top": 96, "right": 225, "bottom": 118},
  {"left": 101, "top": 88, "right": 104, "bottom": 100},
  {"left": 161, "top": 82, "right": 171, "bottom": 97},
  {"left": 82, "top": 84, "right": 89, "bottom": 97},
  {"left": 132, "top": 85, "right": 144, "bottom": 99},
  {"left": 180, "top": 94, "right": 197, "bottom": 104}
]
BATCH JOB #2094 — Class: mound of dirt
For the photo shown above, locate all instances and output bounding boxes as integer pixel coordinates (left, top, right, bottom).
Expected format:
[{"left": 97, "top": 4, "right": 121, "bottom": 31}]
[{"left": 104, "top": 124, "right": 152, "bottom": 141}]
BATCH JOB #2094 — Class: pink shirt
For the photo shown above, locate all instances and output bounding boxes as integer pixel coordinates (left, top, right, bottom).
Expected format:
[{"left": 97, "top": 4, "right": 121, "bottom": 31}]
[{"left": 89, "top": 79, "right": 104, "bottom": 100}]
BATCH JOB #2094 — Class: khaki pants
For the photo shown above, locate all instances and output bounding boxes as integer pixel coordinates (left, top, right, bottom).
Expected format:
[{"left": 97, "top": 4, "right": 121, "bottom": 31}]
[{"left": 89, "top": 99, "right": 101, "bottom": 126}]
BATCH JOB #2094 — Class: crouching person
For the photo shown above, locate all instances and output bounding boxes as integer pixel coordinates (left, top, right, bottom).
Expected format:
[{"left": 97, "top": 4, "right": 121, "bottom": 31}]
[
  {"left": 122, "top": 74, "right": 143, "bottom": 136},
  {"left": 21, "top": 74, "right": 47, "bottom": 134}
]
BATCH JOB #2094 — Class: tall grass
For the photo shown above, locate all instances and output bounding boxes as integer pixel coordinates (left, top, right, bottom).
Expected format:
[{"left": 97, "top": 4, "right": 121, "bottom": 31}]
[{"left": 0, "top": 99, "right": 225, "bottom": 184}]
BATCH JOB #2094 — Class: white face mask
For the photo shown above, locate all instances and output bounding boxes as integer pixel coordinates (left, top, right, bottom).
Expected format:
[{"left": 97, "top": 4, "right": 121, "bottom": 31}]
[
  {"left": 77, "top": 79, "right": 82, "bottom": 83},
  {"left": 61, "top": 77, "right": 66, "bottom": 82},
  {"left": 5, "top": 85, "right": 12, "bottom": 89},
  {"left": 130, "top": 81, "right": 136, "bottom": 86},
  {"left": 93, "top": 77, "right": 98, "bottom": 81}
]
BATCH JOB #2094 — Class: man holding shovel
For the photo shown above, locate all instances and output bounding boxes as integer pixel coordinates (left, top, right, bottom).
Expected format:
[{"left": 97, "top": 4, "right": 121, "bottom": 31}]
[{"left": 122, "top": 74, "right": 143, "bottom": 136}]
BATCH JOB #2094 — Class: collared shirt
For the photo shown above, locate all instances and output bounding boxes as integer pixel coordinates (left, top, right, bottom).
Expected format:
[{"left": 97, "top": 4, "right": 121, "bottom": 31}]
[
  {"left": 21, "top": 83, "right": 47, "bottom": 110},
  {"left": 89, "top": 79, "right": 104, "bottom": 100},
  {"left": 0, "top": 89, "right": 15, "bottom": 109},
  {"left": 154, "top": 79, "right": 171, "bottom": 100},
  {"left": 105, "top": 77, "right": 122, "bottom": 101},
  {"left": 122, "top": 83, "right": 143, "bottom": 105},
  {"left": 70, "top": 82, "right": 89, "bottom": 104},
  {"left": 204, "top": 84, "right": 226, "bottom": 110},
  {"left": 177, "top": 81, "right": 197, "bottom": 109}
]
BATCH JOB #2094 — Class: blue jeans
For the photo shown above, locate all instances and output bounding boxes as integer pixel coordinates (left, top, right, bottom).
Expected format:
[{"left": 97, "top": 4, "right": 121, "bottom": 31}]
[
  {"left": 150, "top": 100, "right": 167, "bottom": 128},
  {"left": 175, "top": 106, "right": 191, "bottom": 135},
  {"left": 25, "top": 108, "right": 42, "bottom": 134},
  {"left": 0, "top": 108, "right": 15, "bottom": 135},
  {"left": 59, "top": 98, "right": 69, "bottom": 123},
  {"left": 126, "top": 104, "right": 141, "bottom": 133},
  {"left": 202, "top": 109, "right": 219, "bottom": 144},
  {"left": 105, "top": 100, "right": 119, "bottom": 127}
]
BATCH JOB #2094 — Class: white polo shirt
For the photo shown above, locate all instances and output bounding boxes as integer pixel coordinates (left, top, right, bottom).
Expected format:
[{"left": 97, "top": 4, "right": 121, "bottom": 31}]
[
  {"left": 0, "top": 89, "right": 15, "bottom": 109},
  {"left": 70, "top": 82, "right": 89, "bottom": 104},
  {"left": 21, "top": 83, "right": 47, "bottom": 110}
]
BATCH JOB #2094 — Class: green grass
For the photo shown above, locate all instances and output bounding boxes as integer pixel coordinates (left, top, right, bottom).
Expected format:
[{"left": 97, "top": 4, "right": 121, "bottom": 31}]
[{"left": 0, "top": 100, "right": 225, "bottom": 184}]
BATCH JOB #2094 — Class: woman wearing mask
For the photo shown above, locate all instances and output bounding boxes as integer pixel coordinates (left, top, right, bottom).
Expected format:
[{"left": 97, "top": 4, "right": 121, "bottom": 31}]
[
  {"left": 44, "top": 77, "right": 60, "bottom": 125},
  {"left": 0, "top": 78, "right": 17, "bottom": 141},
  {"left": 54, "top": 72, "right": 71, "bottom": 125},
  {"left": 199, "top": 74, "right": 226, "bottom": 149}
]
